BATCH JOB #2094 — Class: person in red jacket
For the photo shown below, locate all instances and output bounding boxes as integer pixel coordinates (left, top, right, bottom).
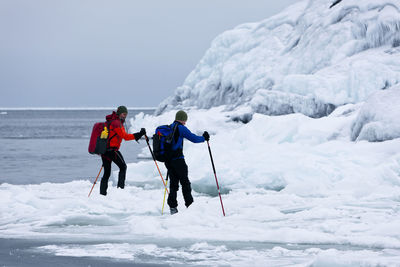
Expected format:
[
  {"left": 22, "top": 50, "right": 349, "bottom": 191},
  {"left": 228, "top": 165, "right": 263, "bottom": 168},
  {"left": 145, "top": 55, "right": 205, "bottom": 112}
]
[{"left": 100, "top": 106, "right": 146, "bottom": 196}]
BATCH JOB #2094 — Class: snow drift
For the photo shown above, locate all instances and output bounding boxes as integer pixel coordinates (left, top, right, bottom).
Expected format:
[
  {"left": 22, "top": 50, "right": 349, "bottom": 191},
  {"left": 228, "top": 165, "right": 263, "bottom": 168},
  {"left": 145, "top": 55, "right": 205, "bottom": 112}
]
[{"left": 157, "top": 0, "right": 400, "bottom": 122}]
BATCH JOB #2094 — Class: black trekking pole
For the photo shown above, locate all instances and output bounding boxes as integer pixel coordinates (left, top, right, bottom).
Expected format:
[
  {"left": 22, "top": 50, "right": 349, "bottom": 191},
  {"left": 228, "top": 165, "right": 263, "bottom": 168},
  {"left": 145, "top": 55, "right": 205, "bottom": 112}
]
[
  {"left": 144, "top": 134, "right": 169, "bottom": 194},
  {"left": 206, "top": 140, "right": 226, "bottom": 216}
]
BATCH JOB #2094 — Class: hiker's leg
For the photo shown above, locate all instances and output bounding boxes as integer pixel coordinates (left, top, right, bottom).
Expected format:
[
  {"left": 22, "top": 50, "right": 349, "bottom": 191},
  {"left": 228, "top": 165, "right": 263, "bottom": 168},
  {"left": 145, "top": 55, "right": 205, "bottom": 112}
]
[
  {"left": 166, "top": 161, "right": 179, "bottom": 208},
  {"left": 176, "top": 159, "right": 193, "bottom": 207},
  {"left": 113, "top": 151, "right": 127, "bottom": 189},
  {"left": 100, "top": 153, "right": 112, "bottom": 195}
]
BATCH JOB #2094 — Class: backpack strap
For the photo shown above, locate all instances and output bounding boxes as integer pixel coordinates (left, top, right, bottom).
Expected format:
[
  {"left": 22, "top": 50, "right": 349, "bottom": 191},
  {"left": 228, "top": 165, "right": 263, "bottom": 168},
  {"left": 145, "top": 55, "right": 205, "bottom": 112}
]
[
  {"left": 106, "top": 120, "right": 118, "bottom": 148},
  {"left": 167, "top": 122, "right": 179, "bottom": 144}
]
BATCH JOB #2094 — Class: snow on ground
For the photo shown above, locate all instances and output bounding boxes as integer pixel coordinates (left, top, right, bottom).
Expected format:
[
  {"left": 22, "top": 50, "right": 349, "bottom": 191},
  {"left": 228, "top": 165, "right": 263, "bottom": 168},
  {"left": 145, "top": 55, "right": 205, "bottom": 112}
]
[{"left": 1, "top": 107, "right": 400, "bottom": 266}]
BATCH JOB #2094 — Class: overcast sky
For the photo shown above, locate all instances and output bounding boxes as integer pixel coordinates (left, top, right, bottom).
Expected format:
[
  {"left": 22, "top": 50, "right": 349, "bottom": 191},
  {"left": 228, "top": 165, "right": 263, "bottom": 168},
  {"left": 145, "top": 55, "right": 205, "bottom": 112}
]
[{"left": 0, "top": 0, "right": 298, "bottom": 108}]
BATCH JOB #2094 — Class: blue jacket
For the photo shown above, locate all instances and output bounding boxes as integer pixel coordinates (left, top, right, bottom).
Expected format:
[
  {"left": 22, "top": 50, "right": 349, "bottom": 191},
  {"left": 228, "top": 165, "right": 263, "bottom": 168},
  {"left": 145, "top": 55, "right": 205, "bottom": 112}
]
[{"left": 171, "top": 121, "right": 205, "bottom": 159}]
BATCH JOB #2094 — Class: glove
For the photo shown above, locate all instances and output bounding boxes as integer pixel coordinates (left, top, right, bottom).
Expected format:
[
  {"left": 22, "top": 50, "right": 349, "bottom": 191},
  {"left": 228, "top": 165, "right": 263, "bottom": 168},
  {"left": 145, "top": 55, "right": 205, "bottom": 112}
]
[
  {"left": 202, "top": 131, "right": 210, "bottom": 141},
  {"left": 134, "top": 128, "right": 146, "bottom": 140}
]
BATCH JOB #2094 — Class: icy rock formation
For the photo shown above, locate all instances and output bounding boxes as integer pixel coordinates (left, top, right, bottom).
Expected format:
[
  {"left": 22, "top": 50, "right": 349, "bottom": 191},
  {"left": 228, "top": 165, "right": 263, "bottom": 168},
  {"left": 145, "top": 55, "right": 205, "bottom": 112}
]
[
  {"left": 351, "top": 85, "right": 400, "bottom": 142},
  {"left": 157, "top": 0, "right": 400, "bottom": 119}
]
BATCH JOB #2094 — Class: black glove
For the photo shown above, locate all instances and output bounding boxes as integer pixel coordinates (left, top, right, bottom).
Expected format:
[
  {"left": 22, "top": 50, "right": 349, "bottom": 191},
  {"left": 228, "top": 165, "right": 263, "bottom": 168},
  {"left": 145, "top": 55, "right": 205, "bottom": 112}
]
[
  {"left": 202, "top": 131, "right": 210, "bottom": 141},
  {"left": 134, "top": 128, "right": 146, "bottom": 140}
]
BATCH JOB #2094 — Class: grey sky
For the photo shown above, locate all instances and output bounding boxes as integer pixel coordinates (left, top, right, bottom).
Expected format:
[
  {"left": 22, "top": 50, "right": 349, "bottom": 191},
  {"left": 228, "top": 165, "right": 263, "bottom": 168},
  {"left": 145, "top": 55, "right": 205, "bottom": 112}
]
[{"left": 0, "top": 0, "right": 297, "bottom": 108}]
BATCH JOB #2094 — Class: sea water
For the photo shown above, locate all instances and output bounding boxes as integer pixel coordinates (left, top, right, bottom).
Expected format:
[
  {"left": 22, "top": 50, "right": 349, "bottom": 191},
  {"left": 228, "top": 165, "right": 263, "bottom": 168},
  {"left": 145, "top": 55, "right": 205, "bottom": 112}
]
[{"left": 0, "top": 109, "right": 153, "bottom": 184}]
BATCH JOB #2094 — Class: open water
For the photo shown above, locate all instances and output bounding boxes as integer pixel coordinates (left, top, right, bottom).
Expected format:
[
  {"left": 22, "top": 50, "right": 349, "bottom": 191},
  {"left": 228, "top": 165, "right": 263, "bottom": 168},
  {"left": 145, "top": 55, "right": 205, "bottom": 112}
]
[{"left": 0, "top": 109, "right": 153, "bottom": 185}]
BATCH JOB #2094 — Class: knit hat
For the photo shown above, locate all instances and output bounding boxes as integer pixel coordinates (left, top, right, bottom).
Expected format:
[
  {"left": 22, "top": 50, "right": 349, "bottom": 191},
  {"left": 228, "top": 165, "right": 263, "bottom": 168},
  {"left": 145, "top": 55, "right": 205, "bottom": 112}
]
[
  {"left": 117, "top": 105, "right": 128, "bottom": 115},
  {"left": 175, "top": 110, "right": 188, "bottom": 121}
]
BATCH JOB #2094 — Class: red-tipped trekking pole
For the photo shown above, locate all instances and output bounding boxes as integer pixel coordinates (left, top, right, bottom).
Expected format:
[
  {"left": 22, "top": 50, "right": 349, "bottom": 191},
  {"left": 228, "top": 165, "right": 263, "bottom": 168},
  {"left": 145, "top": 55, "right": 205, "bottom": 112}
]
[
  {"left": 206, "top": 140, "right": 226, "bottom": 216},
  {"left": 144, "top": 134, "right": 169, "bottom": 194},
  {"left": 88, "top": 165, "right": 103, "bottom": 197}
]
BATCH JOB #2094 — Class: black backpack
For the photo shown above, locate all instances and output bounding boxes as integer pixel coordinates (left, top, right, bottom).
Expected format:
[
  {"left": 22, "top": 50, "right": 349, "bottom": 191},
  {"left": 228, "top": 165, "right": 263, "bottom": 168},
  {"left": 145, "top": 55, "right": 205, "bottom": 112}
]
[{"left": 153, "top": 123, "right": 179, "bottom": 162}]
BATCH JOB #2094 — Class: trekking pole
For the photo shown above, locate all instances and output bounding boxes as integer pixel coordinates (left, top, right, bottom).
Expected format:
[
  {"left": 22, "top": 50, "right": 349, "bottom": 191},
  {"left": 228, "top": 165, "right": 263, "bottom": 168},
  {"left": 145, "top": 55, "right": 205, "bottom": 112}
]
[
  {"left": 161, "top": 172, "right": 169, "bottom": 215},
  {"left": 144, "top": 134, "right": 169, "bottom": 194},
  {"left": 88, "top": 165, "right": 103, "bottom": 197},
  {"left": 206, "top": 141, "right": 226, "bottom": 216}
]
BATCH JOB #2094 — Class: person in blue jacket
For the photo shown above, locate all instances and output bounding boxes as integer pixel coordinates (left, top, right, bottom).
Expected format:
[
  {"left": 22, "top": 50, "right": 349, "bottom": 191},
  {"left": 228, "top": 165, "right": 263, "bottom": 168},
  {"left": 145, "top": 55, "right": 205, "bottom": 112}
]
[{"left": 166, "top": 110, "right": 209, "bottom": 215}]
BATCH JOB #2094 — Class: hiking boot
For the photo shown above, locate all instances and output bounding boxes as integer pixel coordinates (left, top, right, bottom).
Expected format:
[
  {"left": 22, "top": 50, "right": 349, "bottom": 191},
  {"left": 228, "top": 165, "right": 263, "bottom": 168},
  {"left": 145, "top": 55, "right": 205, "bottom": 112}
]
[
  {"left": 185, "top": 200, "right": 193, "bottom": 208},
  {"left": 170, "top": 207, "right": 178, "bottom": 215}
]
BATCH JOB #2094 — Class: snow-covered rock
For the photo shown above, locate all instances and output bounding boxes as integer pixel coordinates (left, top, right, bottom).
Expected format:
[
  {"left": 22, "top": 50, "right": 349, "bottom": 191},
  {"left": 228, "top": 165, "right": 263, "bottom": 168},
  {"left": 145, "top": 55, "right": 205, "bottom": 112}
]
[{"left": 157, "top": 0, "right": 400, "bottom": 119}]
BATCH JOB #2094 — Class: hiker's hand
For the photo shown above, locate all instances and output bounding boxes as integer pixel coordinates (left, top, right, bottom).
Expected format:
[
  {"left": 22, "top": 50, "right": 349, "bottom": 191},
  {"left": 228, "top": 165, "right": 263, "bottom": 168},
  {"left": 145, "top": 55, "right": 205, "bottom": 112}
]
[
  {"left": 133, "top": 132, "right": 141, "bottom": 140},
  {"left": 134, "top": 128, "right": 146, "bottom": 140},
  {"left": 202, "top": 131, "right": 210, "bottom": 141}
]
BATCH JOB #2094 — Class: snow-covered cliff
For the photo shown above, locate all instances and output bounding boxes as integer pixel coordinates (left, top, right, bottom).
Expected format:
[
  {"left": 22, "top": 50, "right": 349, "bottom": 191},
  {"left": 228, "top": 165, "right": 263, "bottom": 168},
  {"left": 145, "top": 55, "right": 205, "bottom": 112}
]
[{"left": 157, "top": 0, "right": 400, "bottom": 121}]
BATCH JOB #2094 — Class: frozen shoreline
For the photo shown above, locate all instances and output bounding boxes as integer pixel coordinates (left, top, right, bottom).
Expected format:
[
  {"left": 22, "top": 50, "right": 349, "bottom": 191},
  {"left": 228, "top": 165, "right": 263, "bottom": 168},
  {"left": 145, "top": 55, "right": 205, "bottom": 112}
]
[
  {"left": 1, "top": 106, "right": 400, "bottom": 265},
  {"left": 1, "top": 180, "right": 400, "bottom": 266},
  {"left": 1, "top": 106, "right": 400, "bottom": 266}
]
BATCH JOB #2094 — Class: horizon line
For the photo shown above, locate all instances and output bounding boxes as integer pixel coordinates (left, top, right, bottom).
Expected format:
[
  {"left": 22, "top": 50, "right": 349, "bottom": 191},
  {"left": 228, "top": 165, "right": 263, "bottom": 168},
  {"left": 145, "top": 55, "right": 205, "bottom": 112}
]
[{"left": 0, "top": 107, "right": 157, "bottom": 111}]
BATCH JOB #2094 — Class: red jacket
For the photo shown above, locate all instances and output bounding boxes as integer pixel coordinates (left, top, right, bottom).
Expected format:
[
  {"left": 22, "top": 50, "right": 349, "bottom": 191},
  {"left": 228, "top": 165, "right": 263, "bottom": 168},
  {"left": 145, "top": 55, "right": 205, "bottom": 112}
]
[{"left": 106, "top": 112, "right": 135, "bottom": 150}]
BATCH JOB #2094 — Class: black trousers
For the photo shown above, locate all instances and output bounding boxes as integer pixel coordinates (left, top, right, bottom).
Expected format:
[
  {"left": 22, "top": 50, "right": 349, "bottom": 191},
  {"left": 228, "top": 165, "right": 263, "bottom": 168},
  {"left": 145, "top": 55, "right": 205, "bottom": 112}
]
[
  {"left": 100, "top": 150, "right": 127, "bottom": 195},
  {"left": 165, "top": 158, "right": 193, "bottom": 208}
]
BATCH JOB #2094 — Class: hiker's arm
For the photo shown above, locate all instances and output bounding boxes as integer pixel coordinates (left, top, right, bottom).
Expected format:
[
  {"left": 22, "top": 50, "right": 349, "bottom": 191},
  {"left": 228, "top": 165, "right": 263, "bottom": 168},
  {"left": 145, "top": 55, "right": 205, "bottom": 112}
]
[
  {"left": 181, "top": 126, "right": 205, "bottom": 143},
  {"left": 114, "top": 126, "right": 135, "bottom": 141}
]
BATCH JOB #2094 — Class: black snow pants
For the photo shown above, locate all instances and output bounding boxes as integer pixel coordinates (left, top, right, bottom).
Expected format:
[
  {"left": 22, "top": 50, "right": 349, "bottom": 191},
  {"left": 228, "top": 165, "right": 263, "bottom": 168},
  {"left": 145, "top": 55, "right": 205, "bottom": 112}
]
[
  {"left": 165, "top": 158, "right": 193, "bottom": 208},
  {"left": 100, "top": 150, "right": 127, "bottom": 195}
]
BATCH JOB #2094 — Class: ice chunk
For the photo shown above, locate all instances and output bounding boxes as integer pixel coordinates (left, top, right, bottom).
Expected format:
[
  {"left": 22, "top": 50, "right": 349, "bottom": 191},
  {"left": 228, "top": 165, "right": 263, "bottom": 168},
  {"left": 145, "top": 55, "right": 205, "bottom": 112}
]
[{"left": 351, "top": 85, "right": 400, "bottom": 141}]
